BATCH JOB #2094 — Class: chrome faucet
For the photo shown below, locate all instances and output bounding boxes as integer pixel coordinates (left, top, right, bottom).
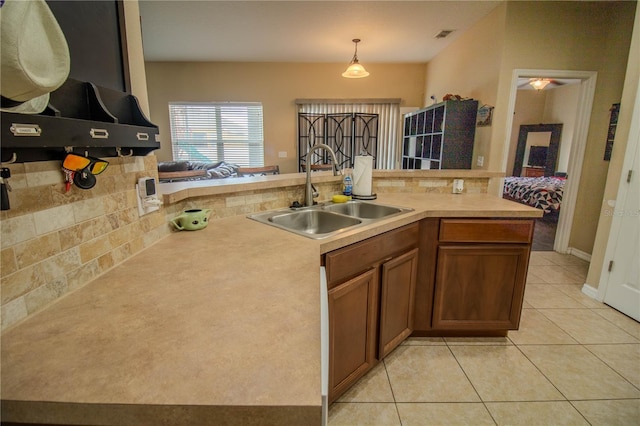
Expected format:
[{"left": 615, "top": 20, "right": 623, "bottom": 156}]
[{"left": 304, "top": 144, "right": 342, "bottom": 206}]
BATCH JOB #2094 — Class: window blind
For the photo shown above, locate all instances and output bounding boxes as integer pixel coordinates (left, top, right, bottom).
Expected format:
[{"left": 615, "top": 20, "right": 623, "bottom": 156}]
[{"left": 168, "top": 102, "right": 264, "bottom": 167}]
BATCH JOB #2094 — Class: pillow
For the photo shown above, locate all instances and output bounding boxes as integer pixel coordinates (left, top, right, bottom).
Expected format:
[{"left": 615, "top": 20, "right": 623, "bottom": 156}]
[
  {"left": 158, "top": 161, "right": 189, "bottom": 172},
  {"left": 206, "top": 162, "right": 239, "bottom": 178},
  {"left": 188, "top": 161, "right": 223, "bottom": 171}
]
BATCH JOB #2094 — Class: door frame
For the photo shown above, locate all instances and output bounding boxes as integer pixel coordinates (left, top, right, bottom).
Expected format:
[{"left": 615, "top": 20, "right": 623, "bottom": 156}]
[{"left": 500, "top": 69, "right": 598, "bottom": 254}]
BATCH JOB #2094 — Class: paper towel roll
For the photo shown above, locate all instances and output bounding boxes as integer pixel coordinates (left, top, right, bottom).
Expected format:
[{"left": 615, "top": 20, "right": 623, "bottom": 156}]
[{"left": 353, "top": 155, "right": 373, "bottom": 196}]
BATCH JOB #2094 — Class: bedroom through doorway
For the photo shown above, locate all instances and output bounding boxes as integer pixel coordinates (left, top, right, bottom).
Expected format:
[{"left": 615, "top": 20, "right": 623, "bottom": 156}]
[
  {"left": 502, "top": 73, "right": 584, "bottom": 251},
  {"left": 504, "top": 121, "right": 566, "bottom": 251}
]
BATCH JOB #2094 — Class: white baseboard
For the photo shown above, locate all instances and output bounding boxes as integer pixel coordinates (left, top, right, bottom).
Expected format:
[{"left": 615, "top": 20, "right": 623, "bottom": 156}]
[
  {"left": 581, "top": 283, "right": 602, "bottom": 301},
  {"left": 568, "top": 247, "right": 592, "bottom": 262}
]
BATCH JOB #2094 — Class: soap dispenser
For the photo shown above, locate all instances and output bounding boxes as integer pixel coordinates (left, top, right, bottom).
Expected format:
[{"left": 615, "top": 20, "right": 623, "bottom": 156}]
[{"left": 342, "top": 173, "right": 353, "bottom": 196}]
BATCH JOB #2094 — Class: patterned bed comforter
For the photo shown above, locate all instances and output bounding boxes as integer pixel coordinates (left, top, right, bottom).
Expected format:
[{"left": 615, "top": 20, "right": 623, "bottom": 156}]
[{"left": 503, "top": 176, "right": 565, "bottom": 213}]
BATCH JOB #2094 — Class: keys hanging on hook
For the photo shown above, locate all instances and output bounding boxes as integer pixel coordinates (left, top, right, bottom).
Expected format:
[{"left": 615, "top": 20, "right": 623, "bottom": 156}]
[
  {"left": 63, "top": 168, "right": 75, "bottom": 193},
  {"left": 1, "top": 168, "right": 11, "bottom": 211}
]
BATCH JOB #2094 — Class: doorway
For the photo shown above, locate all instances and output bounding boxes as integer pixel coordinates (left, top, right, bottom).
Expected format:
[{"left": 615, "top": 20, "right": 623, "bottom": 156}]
[
  {"left": 501, "top": 69, "right": 598, "bottom": 255},
  {"left": 510, "top": 123, "right": 564, "bottom": 251}
]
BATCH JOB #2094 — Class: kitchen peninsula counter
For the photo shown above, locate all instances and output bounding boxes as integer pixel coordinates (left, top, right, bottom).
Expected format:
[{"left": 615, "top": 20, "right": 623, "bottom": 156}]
[{"left": 1, "top": 193, "right": 541, "bottom": 425}]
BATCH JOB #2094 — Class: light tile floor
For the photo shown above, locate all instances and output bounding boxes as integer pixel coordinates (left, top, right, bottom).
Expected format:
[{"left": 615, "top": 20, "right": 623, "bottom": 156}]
[{"left": 328, "top": 251, "right": 640, "bottom": 425}]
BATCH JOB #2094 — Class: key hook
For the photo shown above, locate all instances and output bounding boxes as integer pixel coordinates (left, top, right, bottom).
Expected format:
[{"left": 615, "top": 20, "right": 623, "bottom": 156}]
[
  {"left": 116, "top": 147, "right": 133, "bottom": 157},
  {"left": 1, "top": 152, "right": 17, "bottom": 165}
]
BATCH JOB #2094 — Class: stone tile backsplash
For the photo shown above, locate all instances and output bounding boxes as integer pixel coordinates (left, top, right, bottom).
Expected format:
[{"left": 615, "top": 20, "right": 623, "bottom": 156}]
[
  {"left": 1, "top": 155, "right": 170, "bottom": 330},
  {"left": 1, "top": 162, "right": 490, "bottom": 331}
]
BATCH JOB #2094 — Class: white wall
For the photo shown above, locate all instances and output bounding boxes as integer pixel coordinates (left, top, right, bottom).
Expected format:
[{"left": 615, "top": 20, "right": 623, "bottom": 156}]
[
  {"left": 543, "top": 84, "right": 581, "bottom": 173},
  {"left": 507, "top": 90, "right": 547, "bottom": 176}
]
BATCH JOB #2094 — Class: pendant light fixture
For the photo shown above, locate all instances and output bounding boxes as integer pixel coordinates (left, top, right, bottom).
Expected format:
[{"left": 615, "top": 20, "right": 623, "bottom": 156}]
[
  {"left": 529, "top": 78, "right": 551, "bottom": 91},
  {"left": 342, "top": 39, "right": 370, "bottom": 78}
]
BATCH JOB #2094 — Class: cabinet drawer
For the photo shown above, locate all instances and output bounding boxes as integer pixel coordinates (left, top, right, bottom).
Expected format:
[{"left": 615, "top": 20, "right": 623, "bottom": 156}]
[
  {"left": 439, "top": 219, "right": 534, "bottom": 243},
  {"left": 325, "top": 223, "right": 419, "bottom": 286}
]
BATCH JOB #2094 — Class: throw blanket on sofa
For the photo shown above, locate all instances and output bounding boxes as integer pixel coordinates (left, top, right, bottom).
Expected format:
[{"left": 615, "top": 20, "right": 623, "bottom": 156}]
[{"left": 158, "top": 161, "right": 239, "bottom": 181}]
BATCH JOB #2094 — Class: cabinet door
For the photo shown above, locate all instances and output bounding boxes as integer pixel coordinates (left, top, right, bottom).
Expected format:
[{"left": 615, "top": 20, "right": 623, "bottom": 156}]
[
  {"left": 414, "top": 218, "right": 440, "bottom": 332},
  {"left": 328, "top": 268, "right": 377, "bottom": 402},
  {"left": 432, "top": 245, "right": 529, "bottom": 330},
  {"left": 379, "top": 249, "right": 419, "bottom": 358}
]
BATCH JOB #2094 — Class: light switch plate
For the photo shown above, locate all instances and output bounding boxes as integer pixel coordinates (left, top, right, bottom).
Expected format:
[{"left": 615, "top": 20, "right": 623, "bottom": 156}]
[
  {"left": 477, "top": 156, "right": 484, "bottom": 167},
  {"left": 136, "top": 177, "right": 162, "bottom": 216}
]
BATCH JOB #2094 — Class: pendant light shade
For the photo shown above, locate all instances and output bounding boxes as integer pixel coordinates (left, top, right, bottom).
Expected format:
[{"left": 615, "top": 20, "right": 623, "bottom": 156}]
[
  {"left": 529, "top": 78, "right": 551, "bottom": 91},
  {"left": 342, "top": 39, "right": 369, "bottom": 78}
]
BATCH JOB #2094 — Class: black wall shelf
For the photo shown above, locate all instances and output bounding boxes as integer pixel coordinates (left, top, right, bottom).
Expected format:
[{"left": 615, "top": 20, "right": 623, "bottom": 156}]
[
  {"left": 1, "top": 79, "right": 160, "bottom": 163},
  {"left": 401, "top": 100, "right": 478, "bottom": 170}
]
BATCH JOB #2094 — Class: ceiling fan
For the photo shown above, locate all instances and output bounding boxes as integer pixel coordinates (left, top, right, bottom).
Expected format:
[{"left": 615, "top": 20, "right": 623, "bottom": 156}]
[{"left": 517, "top": 78, "right": 565, "bottom": 91}]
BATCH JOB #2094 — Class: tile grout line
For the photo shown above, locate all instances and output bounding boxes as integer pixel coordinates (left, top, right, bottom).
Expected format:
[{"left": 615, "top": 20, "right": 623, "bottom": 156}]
[
  {"left": 587, "top": 308, "right": 640, "bottom": 341},
  {"left": 580, "top": 344, "right": 640, "bottom": 393},
  {"left": 443, "top": 341, "right": 499, "bottom": 425},
  {"left": 510, "top": 338, "right": 573, "bottom": 402},
  {"left": 507, "top": 334, "right": 599, "bottom": 425},
  {"left": 533, "top": 305, "right": 640, "bottom": 344},
  {"left": 515, "top": 307, "right": 599, "bottom": 399},
  {"left": 382, "top": 358, "right": 403, "bottom": 425}
]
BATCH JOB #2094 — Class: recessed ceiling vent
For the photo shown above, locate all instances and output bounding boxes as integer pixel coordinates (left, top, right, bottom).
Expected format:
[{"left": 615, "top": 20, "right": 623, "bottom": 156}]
[{"left": 434, "top": 30, "right": 455, "bottom": 39}]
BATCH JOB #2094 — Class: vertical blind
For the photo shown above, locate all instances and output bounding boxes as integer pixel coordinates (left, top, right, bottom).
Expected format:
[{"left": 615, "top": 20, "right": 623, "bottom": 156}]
[
  {"left": 298, "top": 101, "right": 400, "bottom": 169},
  {"left": 168, "top": 102, "right": 264, "bottom": 167}
]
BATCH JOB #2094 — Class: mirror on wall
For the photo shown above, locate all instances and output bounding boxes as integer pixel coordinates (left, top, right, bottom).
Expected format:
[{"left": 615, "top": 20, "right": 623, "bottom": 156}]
[{"left": 512, "top": 124, "right": 563, "bottom": 177}]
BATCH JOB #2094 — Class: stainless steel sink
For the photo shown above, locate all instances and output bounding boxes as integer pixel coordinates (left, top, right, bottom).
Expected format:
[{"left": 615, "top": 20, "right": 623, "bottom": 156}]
[
  {"left": 269, "top": 210, "right": 361, "bottom": 236},
  {"left": 322, "top": 201, "right": 404, "bottom": 219},
  {"left": 248, "top": 200, "right": 413, "bottom": 239}
]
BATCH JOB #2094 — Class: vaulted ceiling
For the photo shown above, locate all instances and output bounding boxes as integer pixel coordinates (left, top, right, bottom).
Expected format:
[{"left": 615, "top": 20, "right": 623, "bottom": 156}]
[{"left": 139, "top": 1, "right": 502, "bottom": 63}]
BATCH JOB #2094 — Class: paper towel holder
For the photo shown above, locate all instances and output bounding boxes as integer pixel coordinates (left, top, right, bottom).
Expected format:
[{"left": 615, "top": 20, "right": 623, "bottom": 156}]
[{"left": 352, "top": 152, "right": 376, "bottom": 200}]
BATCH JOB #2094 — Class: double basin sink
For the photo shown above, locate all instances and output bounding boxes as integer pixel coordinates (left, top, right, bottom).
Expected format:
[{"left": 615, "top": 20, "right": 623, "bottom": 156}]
[{"left": 248, "top": 200, "right": 413, "bottom": 239}]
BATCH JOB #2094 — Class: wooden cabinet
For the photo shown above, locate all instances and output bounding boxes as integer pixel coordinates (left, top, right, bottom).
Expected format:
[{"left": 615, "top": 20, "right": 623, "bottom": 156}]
[
  {"left": 523, "top": 167, "right": 545, "bottom": 177},
  {"left": 325, "top": 217, "right": 533, "bottom": 400},
  {"left": 431, "top": 219, "right": 533, "bottom": 331},
  {"left": 433, "top": 245, "right": 530, "bottom": 330},
  {"left": 379, "top": 249, "right": 418, "bottom": 358},
  {"left": 413, "top": 218, "right": 440, "bottom": 331},
  {"left": 328, "top": 269, "right": 377, "bottom": 401},
  {"left": 401, "top": 100, "right": 479, "bottom": 170},
  {"left": 324, "top": 223, "right": 419, "bottom": 402}
]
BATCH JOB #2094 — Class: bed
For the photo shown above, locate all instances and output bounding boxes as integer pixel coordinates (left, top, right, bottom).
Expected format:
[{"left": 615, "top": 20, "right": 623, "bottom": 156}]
[{"left": 503, "top": 176, "right": 566, "bottom": 214}]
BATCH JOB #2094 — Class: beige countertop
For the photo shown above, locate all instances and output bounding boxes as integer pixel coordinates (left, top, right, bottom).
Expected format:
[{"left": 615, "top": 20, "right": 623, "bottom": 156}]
[{"left": 0, "top": 193, "right": 540, "bottom": 425}]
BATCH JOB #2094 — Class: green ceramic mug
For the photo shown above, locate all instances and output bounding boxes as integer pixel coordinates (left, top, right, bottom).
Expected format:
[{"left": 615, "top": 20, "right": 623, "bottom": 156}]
[{"left": 170, "top": 208, "right": 212, "bottom": 231}]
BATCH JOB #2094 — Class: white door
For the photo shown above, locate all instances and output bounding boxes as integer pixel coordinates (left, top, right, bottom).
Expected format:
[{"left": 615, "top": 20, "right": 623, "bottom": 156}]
[{"left": 602, "top": 83, "right": 640, "bottom": 321}]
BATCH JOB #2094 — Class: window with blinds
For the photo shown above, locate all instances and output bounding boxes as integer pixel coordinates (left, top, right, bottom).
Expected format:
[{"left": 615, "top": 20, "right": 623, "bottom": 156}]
[{"left": 168, "top": 102, "right": 264, "bottom": 167}]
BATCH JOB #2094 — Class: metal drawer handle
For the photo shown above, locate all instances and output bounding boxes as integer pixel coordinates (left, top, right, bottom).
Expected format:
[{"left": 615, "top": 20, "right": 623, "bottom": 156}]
[
  {"left": 10, "top": 123, "right": 41, "bottom": 136},
  {"left": 136, "top": 132, "right": 149, "bottom": 141},
  {"left": 89, "top": 128, "right": 109, "bottom": 139}
]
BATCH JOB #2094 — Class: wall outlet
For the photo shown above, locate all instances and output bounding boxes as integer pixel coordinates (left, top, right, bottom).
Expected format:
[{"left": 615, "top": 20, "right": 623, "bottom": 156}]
[
  {"left": 477, "top": 156, "right": 484, "bottom": 167},
  {"left": 278, "top": 151, "right": 287, "bottom": 158}
]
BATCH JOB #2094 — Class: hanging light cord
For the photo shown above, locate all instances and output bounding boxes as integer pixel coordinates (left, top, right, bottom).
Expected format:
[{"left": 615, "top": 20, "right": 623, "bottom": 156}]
[{"left": 351, "top": 39, "right": 361, "bottom": 64}]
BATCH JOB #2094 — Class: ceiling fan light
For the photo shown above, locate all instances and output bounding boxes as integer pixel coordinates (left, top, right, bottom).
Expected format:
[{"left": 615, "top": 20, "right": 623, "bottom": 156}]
[
  {"left": 529, "top": 78, "right": 551, "bottom": 91},
  {"left": 342, "top": 61, "right": 370, "bottom": 78}
]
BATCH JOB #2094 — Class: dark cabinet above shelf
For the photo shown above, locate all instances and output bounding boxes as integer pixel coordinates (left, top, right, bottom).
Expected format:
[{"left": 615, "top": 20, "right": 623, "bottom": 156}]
[{"left": 1, "top": 79, "right": 160, "bottom": 163}]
